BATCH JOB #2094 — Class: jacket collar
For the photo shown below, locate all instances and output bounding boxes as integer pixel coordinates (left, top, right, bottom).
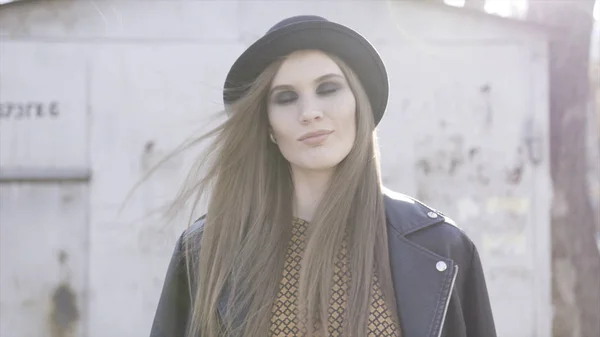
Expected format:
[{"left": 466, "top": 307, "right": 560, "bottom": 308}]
[{"left": 382, "top": 187, "right": 446, "bottom": 235}]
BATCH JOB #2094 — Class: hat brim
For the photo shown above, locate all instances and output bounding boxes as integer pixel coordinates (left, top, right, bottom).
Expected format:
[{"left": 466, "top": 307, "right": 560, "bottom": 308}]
[{"left": 223, "top": 20, "right": 388, "bottom": 126}]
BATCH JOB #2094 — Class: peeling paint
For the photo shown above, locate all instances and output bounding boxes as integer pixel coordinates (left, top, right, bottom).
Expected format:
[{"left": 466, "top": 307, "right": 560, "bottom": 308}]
[
  {"left": 483, "top": 232, "right": 527, "bottom": 257},
  {"left": 486, "top": 197, "right": 530, "bottom": 214}
]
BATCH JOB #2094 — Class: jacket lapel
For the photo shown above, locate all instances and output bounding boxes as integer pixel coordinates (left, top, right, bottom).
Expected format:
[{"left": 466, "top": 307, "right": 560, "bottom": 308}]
[{"left": 383, "top": 191, "right": 458, "bottom": 337}]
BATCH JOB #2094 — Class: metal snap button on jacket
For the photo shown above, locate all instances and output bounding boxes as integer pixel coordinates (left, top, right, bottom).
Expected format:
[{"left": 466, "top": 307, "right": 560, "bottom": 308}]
[
  {"left": 436, "top": 261, "right": 448, "bottom": 272},
  {"left": 427, "top": 211, "right": 438, "bottom": 219}
]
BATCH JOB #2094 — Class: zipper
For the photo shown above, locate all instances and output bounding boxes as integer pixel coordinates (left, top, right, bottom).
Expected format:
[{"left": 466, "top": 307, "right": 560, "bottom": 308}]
[{"left": 436, "top": 264, "right": 459, "bottom": 337}]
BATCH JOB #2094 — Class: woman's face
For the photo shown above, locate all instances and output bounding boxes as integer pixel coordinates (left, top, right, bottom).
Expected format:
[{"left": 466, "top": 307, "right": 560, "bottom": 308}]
[{"left": 267, "top": 50, "right": 357, "bottom": 172}]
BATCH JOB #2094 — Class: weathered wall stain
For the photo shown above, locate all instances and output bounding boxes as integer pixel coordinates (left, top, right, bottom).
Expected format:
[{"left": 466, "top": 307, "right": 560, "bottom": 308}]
[
  {"left": 523, "top": 117, "right": 543, "bottom": 166},
  {"left": 49, "top": 282, "right": 78, "bottom": 337},
  {"left": 480, "top": 83, "right": 493, "bottom": 128},
  {"left": 58, "top": 250, "right": 68, "bottom": 265},
  {"left": 447, "top": 135, "right": 465, "bottom": 175},
  {"left": 416, "top": 131, "right": 531, "bottom": 188},
  {"left": 505, "top": 146, "right": 528, "bottom": 185},
  {"left": 416, "top": 134, "right": 467, "bottom": 177},
  {"left": 48, "top": 251, "right": 78, "bottom": 337},
  {"left": 449, "top": 157, "right": 461, "bottom": 175},
  {"left": 506, "top": 163, "right": 525, "bottom": 184},
  {"left": 61, "top": 192, "right": 74, "bottom": 204},
  {"left": 140, "top": 140, "right": 156, "bottom": 172},
  {"left": 144, "top": 140, "right": 155, "bottom": 154},
  {"left": 0, "top": 0, "right": 80, "bottom": 37},
  {"left": 475, "top": 164, "right": 490, "bottom": 185},
  {"left": 468, "top": 147, "right": 480, "bottom": 161},
  {"left": 416, "top": 158, "right": 431, "bottom": 175},
  {"left": 467, "top": 146, "right": 490, "bottom": 185}
]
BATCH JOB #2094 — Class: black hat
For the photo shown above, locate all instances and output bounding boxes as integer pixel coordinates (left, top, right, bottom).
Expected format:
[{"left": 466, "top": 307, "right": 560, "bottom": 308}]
[{"left": 223, "top": 15, "right": 388, "bottom": 126}]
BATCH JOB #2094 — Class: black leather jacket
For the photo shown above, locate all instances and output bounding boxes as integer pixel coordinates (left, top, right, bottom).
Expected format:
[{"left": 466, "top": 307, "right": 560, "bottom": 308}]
[{"left": 150, "top": 190, "right": 497, "bottom": 337}]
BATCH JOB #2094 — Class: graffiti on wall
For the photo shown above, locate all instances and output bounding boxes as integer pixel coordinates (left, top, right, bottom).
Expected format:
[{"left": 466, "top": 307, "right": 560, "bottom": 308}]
[{"left": 0, "top": 102, "right": 60, "bottom": 119}]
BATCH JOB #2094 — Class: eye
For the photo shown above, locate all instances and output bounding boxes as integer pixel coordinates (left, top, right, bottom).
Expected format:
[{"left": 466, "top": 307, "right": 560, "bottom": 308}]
[
  {"left": 273, "top": 91, "right": 298, "bottom": 105},
  {"left": 317, "top": 82, "right": 341, "bottom": 96}
]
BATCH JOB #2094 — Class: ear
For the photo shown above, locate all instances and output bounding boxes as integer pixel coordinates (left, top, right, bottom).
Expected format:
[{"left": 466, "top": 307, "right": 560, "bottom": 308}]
[{"left": 267, "top": 125, "right": 277, "bottom": 144}]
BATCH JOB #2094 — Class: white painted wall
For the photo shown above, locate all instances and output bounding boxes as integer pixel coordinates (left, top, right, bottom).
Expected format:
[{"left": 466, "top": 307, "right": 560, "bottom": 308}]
[
  {"left": 0, "top": 1, "right": 551, "bottom": 336},
  {"left": 0, "top": 183, "right": 89, "bottom": 337}
]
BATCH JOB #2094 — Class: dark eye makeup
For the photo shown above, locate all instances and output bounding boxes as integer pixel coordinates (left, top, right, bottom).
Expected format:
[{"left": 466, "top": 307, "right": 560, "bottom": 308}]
[
  {"left": 273, "top": 91, "right": 299, "bottom": 105},
  {"left": 272, "top": 81, "right": 343, "bottom": 105}
]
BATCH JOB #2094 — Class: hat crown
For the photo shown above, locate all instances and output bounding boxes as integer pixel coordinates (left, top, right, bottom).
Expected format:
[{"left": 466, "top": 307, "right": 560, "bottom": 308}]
[
  {"left": 266, "top": 15, "right": 328, "bottom": 34},
  {"left": 225, "top": 15, "right": 388, "bottom": 126}
]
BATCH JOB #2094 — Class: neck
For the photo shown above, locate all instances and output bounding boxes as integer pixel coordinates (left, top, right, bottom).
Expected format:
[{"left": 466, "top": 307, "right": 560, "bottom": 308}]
[{"left": 291, "top": 167, "right": 334, "bottom": 222}]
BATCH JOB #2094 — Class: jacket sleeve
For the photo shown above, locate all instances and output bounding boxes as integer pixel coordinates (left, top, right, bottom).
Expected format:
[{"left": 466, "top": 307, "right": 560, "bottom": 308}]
[
  {"left": 463, "top": 242, "right": 497, "bottom": 337},
  {"left": 150, "top": 232, "right": 192, "bottom": 337}
]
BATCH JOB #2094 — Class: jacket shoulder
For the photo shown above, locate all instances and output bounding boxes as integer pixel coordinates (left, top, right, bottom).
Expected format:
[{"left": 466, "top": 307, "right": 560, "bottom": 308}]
[
  {"left": 182, "top": 216, "right": 206, "bottom": 243},
  {"left": 383, "top": 187, "right": 475, "bottom": 258},
  {"left": 150, "top": 216, "right": 205, "bottom": 337},
  {"left": 383, "top": 187, "right": 462, "bottom": 233},
  {"left": 178, "top": 216, "right": 206, "bottom": 272}
]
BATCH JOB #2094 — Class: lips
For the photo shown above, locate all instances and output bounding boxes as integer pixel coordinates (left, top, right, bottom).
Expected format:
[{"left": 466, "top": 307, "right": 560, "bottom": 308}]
[
  {"left": 297, "top": 129, "right": 334, "bottom": 142},
  {"left": 297, "top": 129, "right": 334, "bottom": 146}
]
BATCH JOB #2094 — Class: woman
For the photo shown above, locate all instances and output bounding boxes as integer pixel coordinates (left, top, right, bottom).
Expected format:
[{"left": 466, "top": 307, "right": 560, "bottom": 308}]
[{"left": 150, "top": 15, "right": 497, "bottom": 337}]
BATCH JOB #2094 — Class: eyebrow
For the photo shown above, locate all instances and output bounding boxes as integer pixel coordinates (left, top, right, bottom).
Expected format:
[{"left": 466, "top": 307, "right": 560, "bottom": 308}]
[{"left": 269, "top": 73, "right": 345, "bottom": 97}]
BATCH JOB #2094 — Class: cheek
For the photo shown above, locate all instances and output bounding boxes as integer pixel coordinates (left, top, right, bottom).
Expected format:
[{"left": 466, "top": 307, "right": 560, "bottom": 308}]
[
  {"left": 267, "top": 106, "right": 296, "bottom": 143},
  {"left": 267, "top": 102, "right": 283, "bottom": 128},
  {"left": 335, "top": 93, "right": 357, "bottom": 142}
]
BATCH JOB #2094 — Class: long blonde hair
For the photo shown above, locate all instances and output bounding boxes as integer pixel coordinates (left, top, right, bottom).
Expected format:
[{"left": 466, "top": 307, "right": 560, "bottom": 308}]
[{"left": 168, "top": 53, "right": 399, "bottom": 337}]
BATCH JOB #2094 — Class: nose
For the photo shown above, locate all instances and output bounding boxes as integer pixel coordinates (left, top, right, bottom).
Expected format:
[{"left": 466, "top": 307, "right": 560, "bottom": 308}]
[{"left": 298, "top": 97, "right": 323, "bottom": 124}]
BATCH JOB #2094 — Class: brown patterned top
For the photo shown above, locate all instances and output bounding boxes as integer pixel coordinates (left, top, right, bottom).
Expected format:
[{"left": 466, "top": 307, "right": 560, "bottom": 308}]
[{"left": 269, "top": 217, "right": 400, "bottom": 336}]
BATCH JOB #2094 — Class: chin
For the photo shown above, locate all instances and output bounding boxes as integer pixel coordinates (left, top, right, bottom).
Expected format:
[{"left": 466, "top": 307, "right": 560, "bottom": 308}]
[
  {"left": 304, "top": 162, "right": 339, "bottom": 171},
  {"left": 284, "top": 146, "right": 351, "bottom": 172},
  {"left": 298, "top": 155, "right": 347, "bottom": 171}
]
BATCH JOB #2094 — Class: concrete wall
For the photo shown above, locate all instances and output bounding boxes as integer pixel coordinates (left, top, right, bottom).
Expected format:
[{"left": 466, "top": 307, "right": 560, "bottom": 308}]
[{"left": 0, "top": 1, "right": 551, "bottom": 336}]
